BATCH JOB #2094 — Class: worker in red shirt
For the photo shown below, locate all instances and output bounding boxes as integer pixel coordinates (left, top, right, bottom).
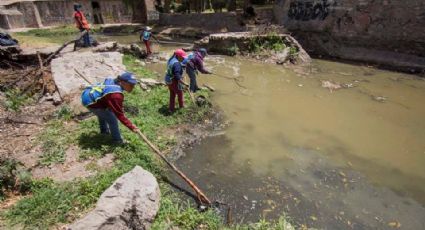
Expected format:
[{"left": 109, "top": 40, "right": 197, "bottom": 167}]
[
  {"left": 81, "top": 72, "right": 140, "bottom": 144},
  {"left": 73, "top": 4, "right": 91, "bottom": 47}
]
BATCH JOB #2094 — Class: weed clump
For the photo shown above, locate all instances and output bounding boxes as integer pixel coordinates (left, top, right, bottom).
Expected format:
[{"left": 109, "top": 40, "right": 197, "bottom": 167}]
[
  {"left": 227, "top": 43, "right": 240, "bottom": 56},
  {"left": 0, "top": 157, "right": 32, "bottom": 200},
  {"left": 3, "top": 89, "right": 33, "bottom": 112},
  {"left": 248, "top": 32, "right": 288, "bottom": 53}
]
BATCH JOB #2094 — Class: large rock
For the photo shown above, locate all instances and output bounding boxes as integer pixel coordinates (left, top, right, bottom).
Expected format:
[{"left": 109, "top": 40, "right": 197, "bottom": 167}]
[
  {"left": 68, "top": 166, "right": 160, "bottom": 230},
  {"left": 51, "top": 51, "right": 125, "bottom": 99},
  {"left": 194, "top": 32, "right": 311, "bottom": 65}
]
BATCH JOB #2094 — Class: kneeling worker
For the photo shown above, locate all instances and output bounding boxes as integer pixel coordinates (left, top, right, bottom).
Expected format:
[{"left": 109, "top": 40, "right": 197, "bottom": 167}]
[{"left": 81, "top": 72, "right": 140, "bottom": 144}]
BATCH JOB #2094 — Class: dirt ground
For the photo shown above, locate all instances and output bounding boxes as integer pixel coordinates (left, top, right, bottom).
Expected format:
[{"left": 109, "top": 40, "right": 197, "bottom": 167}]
[{"left": 0, "top": 98, "right": 114, "bottom": 182}]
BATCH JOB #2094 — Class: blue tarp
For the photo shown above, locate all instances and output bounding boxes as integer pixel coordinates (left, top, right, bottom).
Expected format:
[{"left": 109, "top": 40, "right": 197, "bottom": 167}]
[{"left": 0, "top": 33, "right": 18, "bottom": 46}]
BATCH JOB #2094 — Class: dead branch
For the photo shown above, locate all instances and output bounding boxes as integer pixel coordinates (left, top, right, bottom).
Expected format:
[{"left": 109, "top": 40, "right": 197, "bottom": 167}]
[{"left": 43, "top": 31, "right": 88, "bottom": 65}]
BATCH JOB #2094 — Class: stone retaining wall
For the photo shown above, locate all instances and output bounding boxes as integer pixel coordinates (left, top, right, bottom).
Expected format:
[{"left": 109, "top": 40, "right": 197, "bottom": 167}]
[
  {"left": 159, "top": 12, "right": 245, "bottom": 32},
  {"left": 159, "top": 8, "right": 275, "bottom": 33},
  {"left": 273, "top": 0, "right": 425, "bottom": 72}
]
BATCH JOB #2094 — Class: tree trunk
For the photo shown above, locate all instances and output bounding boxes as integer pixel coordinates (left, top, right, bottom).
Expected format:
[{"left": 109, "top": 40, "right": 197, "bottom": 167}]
[{"left": 164, "top": 0, "right": 171, "bottom": 13}]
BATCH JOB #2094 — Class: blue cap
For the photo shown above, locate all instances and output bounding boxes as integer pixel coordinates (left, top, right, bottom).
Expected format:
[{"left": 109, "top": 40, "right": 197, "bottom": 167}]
[
  {"left": 199, "top": 48, "right": 208, "bottom": 56},
  {"left": 118, "top": 72, "right": 138, "bottom": 85}
]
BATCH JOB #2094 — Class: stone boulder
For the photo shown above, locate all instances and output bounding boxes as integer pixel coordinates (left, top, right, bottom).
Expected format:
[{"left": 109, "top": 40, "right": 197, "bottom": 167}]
[
  {"left": 139, "top": 78, "right": 165, "bottom": 90},
  {"left": 51, "top": 52, "right": 124, "bottom": 98},
  {"left": 68, "top": 166, "right": 160, "bottom": 230}
]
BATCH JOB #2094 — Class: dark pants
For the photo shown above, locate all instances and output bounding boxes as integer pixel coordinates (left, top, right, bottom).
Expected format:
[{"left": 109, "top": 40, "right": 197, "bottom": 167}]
[
  {"left": 143, "top": 40, "right": 151, "bottom": 55},
  {"left": 168, "top": 80, "right": 184, "bottom": 112},
  {"left": 80, "top": 29, "right": 91, "bottom": 47},
  {"left": 186, "top": 67, "right": 199, "bottom": 93},
  {"left": 89, "top": 108, "right": 122, "bottom": 142}
]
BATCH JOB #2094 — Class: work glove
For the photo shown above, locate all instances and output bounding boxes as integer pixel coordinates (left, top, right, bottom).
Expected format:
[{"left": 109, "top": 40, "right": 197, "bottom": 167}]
[{"left": 132, "top": 127, "right": 141, "bottom": 134}]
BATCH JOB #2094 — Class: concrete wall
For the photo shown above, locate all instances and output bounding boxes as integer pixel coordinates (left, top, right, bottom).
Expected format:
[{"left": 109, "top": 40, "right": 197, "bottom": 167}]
[
  {"left": 99, "top": 0, "right": 132, "bottom": 24},
  {"left": 34, "top": 1, "right": 74, "bottom": 26},
  {"left": 0, "top": 0, "right": 157, "bottom": 29},
  {"left": 158, "top": 8, "right": 275, "bottom": 32},
  {"left": 0, "top": 13, "right": 25, "bottom": 29},
  {"left": 0, "top": 7, "right": 26, "bottom": 29},
  {"left": 273, "top": 0, "right": 425, "bottom": 72},
  {"left": 159, "top": 12, "right": 246, "bottom": 32}
]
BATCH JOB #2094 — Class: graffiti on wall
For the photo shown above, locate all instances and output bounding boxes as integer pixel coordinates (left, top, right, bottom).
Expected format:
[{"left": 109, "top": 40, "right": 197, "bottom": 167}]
[{"left": 288, "top": 0, "right": 333, "bottom": 21}]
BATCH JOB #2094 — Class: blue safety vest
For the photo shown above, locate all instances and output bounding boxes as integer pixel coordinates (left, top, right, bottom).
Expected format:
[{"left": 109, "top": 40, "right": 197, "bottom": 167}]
[
  {"left": 164, "top": 57, "right": 180, "bottom": 85},
  {"left": 142, "top": 31, "right": 151, "bottom": 41},
  {"left": 181, "top": 53, "right": 194, "bottom": 66},
  {"left": 81, "top": 78, "right": 123, "bottom": 107}
]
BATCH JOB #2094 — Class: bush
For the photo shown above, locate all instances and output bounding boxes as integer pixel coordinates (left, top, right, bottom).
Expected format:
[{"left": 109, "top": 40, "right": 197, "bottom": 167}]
[
  {"left": 227, "top": 44, "right": 240, "bottom": 56},
  {"left": 248, "top": 33, "right": 287, "bottom": 53}
]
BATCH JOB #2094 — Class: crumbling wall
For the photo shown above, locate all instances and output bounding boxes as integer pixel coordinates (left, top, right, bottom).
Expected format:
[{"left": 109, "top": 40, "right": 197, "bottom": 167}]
[
  {"left": 1, "top": 0, "right": 156, "bottom": 30},
  {"left": 15, "top": 2, "right": 42, "bottom": 28},
  {"left": 0, "top": 9, "right": 25, "bottom": 29},
  {"left": 273, "top": 0, "right": 425, "bottom": 72},
  {"left": 99, "top": 0, "right": 132, "bottom": 24},
  {"left": 35, "top": 0, "right": 77, "bottom": 27},
  {"left": 159, "top": 12, "right": 246, "bottom": 32}
]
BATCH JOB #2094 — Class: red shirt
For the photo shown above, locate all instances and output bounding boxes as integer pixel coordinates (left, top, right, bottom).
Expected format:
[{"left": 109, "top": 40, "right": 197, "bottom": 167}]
[
  {"left": 89, "top": 93, "right": 136, "bottom": 131},
  {"left": 73, "top": 10, "right": 90, "bottom": 30}
]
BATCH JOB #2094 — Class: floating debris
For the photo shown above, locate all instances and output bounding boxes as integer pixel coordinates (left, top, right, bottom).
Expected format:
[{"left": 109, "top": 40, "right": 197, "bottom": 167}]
[
  {"left": 388, "top": 221, "right": 401, "bottom": 228},
  {"left": 321, "top": 80, "right": 342, "bottom": 92},
  {"left": 372, "top": 96, "right": 387, "bottom": 103}
]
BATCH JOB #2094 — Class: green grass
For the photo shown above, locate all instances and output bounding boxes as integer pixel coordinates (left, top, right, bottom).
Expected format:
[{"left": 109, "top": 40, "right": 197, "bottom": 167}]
[
  {"left": 11, "top": 25, "right": 101, "bottom": 46},
  {"left": 15, "top": 25, "right": 101, "bottom": 37},
  {"left": 123, "top": 54, "right": 158, "bottom": 78},
  {"left": 3, "top": 89, "right": 33, "bottom": 112},
  {"left": 37, "top": 120, "right": 77, "bottom": 166}
]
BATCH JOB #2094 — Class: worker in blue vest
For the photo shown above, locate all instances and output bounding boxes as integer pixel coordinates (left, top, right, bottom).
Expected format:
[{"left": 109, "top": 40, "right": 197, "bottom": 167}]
[
  {"left": 81, "top": 72, "right": 140, "bottom": 144},
  {"left": 165, "top": 49, "right": 187, "bottom": 113},
  {"left": 140, "top": 26, "right": 159, "bottom": 55},
  {"left": 184, "top": 48, "right": 212, "bottom": 93}
]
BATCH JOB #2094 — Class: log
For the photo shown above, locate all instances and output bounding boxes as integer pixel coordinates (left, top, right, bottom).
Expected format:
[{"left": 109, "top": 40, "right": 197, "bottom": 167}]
[{"left": 43, "top": 31, "right": 88, "bottom": 65}]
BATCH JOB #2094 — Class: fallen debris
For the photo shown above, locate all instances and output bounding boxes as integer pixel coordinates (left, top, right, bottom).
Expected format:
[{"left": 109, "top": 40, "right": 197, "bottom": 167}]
[
  {"left": 372, "top": 96, "right": 387, "bottom": 103},
  {"left": 321, "top": 80, "right": 342, "bottom": 92}
]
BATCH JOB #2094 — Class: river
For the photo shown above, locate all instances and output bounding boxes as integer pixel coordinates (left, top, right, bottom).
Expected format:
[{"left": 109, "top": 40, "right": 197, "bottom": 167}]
[{"left": 146, "top": 48, "right": 425, "bottom": 229}]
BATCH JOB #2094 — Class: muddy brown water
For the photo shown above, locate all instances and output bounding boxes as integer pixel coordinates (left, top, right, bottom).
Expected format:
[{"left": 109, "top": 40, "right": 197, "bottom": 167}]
[{"left": 146, "top": 50, "right": 425, "bottom": 229}]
